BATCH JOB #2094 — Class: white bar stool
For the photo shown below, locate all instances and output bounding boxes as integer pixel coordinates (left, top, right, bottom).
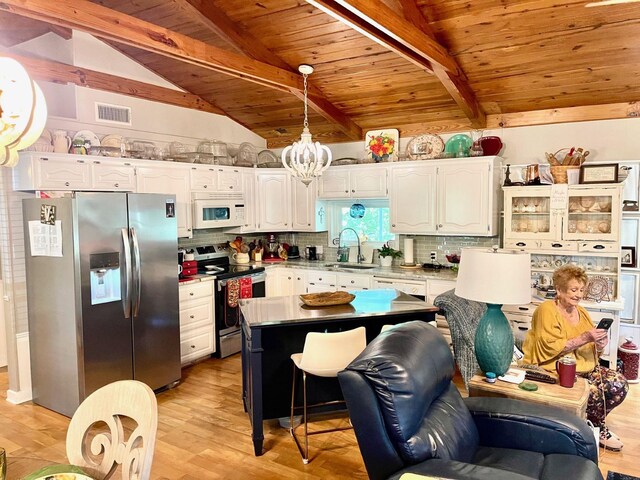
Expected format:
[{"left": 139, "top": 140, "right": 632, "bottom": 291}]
[{"left": 289, "top": 326, "right": 366, "bottom": 463}]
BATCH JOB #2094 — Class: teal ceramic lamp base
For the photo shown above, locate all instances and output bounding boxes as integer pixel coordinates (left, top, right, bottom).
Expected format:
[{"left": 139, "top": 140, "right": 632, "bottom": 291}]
[{"left": 474, "top": 303, "right": 514, "bottom": 376}]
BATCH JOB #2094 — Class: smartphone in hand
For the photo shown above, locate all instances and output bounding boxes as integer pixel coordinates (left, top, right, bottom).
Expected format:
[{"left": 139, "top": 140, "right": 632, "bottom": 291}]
[{"left": 596, "top": 318, "right": 613, "bottom": 330}]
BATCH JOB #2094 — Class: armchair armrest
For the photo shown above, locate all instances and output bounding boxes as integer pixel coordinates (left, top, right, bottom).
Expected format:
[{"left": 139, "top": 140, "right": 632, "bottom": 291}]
[{"left": 464, "top": 397, "right": 598, "bottom": 463}]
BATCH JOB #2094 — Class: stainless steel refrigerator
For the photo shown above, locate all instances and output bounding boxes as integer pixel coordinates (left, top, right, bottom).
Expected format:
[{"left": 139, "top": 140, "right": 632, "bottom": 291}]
[{"left": 23, "top": 192, "right": 181, "bottom": 416}]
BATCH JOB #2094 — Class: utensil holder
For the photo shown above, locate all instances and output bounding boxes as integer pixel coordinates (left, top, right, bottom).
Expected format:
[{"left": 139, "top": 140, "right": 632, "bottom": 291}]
[{"left": 550, "top": 165, "right": 580, "bottom": 184}]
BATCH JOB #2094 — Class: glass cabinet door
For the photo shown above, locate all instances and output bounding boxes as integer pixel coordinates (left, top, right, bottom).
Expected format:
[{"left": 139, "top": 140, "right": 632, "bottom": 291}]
[
  {"left": 504, "top": 188, "right": 559, "bottom": 240},
  {"left": 564, "top": 187, "right": 621, "bottom": 241}
]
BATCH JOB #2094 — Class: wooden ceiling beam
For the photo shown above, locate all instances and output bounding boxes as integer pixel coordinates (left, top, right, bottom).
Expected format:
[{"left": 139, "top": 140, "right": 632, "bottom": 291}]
[
  {"left": 47, "top": 24, "right": 72, "bottom": 40},
  {"left": 174, "top": 0, "right": 362, "bottom": 139},
  {"left": 175, "top": 0, "right": 292, "bottom": 71},
  {"left": 0, "top": 0, "right": 303, "bottom": 92},
  {"left": 307, "top": 0, "right": 486, "bottom": 128},
  {"left": 487, "top": 103, "right": 640, "bottom": 129},
  {"left": 1, "top": 51, "right": 227, "bottom": 115}
]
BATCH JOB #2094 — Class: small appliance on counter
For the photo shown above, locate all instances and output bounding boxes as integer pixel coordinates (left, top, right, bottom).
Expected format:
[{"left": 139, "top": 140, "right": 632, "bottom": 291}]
[
  {"left": 288, "top": 245, "right": 300, "bottom": 259},
  {"left": 305, "top": 245, "right": 317, "bottom": 261},
  {"left": 263, "top": 233, "right": 282, "bottom": 262}
]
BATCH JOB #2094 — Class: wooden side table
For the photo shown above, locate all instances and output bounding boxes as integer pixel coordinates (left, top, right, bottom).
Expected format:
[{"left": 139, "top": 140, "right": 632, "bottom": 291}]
[{"left": 468, "top": 373, "right": 590, "bottom": 419}]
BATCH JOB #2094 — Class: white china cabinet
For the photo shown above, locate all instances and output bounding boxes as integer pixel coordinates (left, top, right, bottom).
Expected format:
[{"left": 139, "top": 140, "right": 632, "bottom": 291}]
[
  {"left": 620, "top": 161, "right": 640, "bottom": 325},
  {"left": 390, "top": 157, "right": 500, "bottom": 236},
  {"left": 504, "top": 183, "right": 625, "bottom": 367},
  {"left": 318, "top": 164, "right": 388, "bottom": 199}
]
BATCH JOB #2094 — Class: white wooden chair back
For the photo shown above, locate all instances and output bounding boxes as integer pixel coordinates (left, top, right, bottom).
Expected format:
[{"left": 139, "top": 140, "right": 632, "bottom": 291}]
[{"left": 66, "top": 380, "right": 158, "bottom": 480}]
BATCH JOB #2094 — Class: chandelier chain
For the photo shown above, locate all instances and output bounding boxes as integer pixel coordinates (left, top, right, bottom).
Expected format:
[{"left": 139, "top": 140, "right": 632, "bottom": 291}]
[{"left": 303, "top": 73, "right": 309, "bottom": 130}]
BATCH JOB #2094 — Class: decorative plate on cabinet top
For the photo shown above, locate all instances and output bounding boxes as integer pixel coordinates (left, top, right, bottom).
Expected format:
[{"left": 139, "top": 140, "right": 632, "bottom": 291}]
[
  {"left": 406, "top": 133, "right": 445, "bottom": 160},
  {"left": 236, "top": 142, "right": 258, "bottom": 166},
  {"left": 257, "top": 149, "right": 278, "bottom": 165},
  {"left": 72, "top": 130, "right": 101, "bottom": 149},
  {"left": 100, "top": 134, "right": 123, "bottom": 149},
  {"left": 444, "top": 134, "right": 472, "bottom": 156}
]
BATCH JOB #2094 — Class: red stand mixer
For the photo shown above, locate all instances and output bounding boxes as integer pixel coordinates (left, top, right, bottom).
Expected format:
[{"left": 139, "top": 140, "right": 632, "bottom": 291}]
[{"left": 262, "top": 233, "right": 282, "bottom": 262}]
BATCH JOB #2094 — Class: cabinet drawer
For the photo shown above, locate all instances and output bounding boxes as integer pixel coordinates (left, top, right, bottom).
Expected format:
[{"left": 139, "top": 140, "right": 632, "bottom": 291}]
[
  {"left": 372, "top": 278, "right": 427, "bottom": 296},
  {"left": 336, "top": 274, "right": 370, "bottom": 289},
  {"left": 307, "top": 271, "right": 337, "bottom": 285},
  {"left": 180, "top": 326, "right": 214, "bottom": 363},
  {"left": 504, "top": 239, "right": 539, "bottom": 250},
  {"left": 502, "top": 303, "right": 536, "bottom": 315},
  {"left": 537, "top": 240, "right": 578, "bottom": 251},
  {"left": 179, "top": 281, "right": 213, "bottom": 302},
  {"left": 578, "top": 242, "right": 618, "bottom": 253},
  {"left": 180, "top": 299, "right": 212, "bottom": 330}
]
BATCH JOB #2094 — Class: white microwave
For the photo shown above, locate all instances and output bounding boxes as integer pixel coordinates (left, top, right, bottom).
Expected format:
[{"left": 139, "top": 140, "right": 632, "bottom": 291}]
[{"left": 192, "top": 192, "right": 245, "bottom": 229}]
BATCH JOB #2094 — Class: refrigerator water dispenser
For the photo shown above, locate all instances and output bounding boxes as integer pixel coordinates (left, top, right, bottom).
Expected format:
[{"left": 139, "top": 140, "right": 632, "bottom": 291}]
[{"left": 89, "top": 252, "right": 122, "bottom": 305}]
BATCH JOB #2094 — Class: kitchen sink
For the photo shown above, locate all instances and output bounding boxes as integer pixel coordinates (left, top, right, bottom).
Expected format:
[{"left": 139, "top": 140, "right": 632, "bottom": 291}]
[{"left": 326, "top": 263, "right": 376, "bottom": 270}]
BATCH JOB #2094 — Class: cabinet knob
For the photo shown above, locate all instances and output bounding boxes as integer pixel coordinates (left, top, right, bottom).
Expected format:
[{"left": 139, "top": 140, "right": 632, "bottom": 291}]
[
  {"left": 351, "top": 280, "right": 354, "bottom": 284},
  {"left": 392, "top": 224, "right": 396, "bottom": 227},
  {"left": 190, "top": 292, "right": 194, "bottom": 296},
  {"left": 438, "top": 224, "right": 443, "bottom": 228},
  {"left": 114, "top": 183, "right": 119, "bottom": 187},
  {"left": 345, "top": 190, "right": 348, "bottom": 193},
  {"left": 65, "top": 182, "right": 70, "bottom": 186},
  {"left": 191, "top": 345, "right": 196, "bottom": 349},
  {"left": 288, "top": 276, "right": 292, "bottom": 280},
  {"left": 204, "top": 185, "right": 208, "bottom": 188},
  {"left": 351, "top": 189, "right": 355, "bottom": 193},
  {"left": 308, "top": 223, "right": 311, "bottom": 226},
  {"left": 190, "top": 315, "right": 195, "bottom": 319},
  {"left": 229, "top": 186, "right": 233, "bottom": 189}
]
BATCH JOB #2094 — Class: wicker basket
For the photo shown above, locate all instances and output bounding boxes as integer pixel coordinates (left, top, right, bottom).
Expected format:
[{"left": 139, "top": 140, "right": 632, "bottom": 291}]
[{"left": 550, "top": 165, "right": 580, "bottom": 184}]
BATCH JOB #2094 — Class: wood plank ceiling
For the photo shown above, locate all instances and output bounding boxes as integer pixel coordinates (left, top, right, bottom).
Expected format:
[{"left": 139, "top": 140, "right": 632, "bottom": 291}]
[{"left": 1, "top": 0, "right": 639, "bottom": 148}]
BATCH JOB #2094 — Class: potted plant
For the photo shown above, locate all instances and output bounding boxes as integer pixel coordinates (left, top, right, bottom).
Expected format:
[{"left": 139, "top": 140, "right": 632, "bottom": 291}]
[{"left": 378, "top": 242, "right": 402, "bottom": 267}]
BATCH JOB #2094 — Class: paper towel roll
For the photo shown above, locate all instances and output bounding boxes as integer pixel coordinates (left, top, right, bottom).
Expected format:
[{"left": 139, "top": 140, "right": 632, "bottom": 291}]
[{"left": 404, "top": 238, "right": 414, "bottom": 265}]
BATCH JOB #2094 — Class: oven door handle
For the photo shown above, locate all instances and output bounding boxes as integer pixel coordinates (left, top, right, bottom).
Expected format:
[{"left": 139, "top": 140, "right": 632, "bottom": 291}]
[{"left": 218, "top": 272, "right": 266, "bottom": 289}]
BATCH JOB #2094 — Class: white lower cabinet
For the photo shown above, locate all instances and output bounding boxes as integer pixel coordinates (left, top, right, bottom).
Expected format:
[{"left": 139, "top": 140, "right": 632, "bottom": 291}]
[
  {"left": 306, "top": 270, "right": 337, "bottom": 293},
  {"left": 136, "top": 164, "right": 192, "bottom": 238},
  {"left": 280, "top": 269, "right": 308, "bottom": 296},
  {"left": 337, "top": 273, "right": 371, "bottom": 291},
  {"left": 179, "top": 281, "right": 215, "bottom": 365}
]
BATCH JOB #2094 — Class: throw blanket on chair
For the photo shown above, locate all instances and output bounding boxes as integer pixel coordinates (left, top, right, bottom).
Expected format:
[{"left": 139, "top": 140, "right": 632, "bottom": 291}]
[{"left": 434, "top": 289, "right": 485, "bottom": 389}]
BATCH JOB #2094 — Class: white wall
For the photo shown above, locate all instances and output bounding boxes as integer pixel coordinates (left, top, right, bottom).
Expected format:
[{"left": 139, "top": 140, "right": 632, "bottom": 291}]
[{"left": 274, "top": 117, "right": 640, "bottom": 165}]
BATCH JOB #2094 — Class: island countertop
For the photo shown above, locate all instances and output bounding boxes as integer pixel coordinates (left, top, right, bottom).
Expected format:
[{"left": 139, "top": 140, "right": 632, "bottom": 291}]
[{"left": 239, "top": 288, "right": 438, "bottom": 328}]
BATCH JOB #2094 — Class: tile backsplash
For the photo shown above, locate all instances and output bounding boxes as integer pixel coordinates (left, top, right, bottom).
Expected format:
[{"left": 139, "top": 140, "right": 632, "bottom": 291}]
[{"left": 179, "top": 229, "right": 498, "bottom": 265}]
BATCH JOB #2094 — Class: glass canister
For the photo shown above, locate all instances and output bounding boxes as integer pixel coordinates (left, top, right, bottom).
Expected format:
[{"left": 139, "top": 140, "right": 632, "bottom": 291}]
[{"left": 618, "top": 337, "right": 639, "bottom": 383}]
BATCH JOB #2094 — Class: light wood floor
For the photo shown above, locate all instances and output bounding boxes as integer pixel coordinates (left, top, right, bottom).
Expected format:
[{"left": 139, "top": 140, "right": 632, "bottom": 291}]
[{"left": 1, "top": 357, "right": 638, "bottom": 479}]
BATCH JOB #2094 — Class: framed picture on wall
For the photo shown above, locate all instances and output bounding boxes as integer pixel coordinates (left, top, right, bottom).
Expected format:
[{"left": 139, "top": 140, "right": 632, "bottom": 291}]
[{"left": 621, "top": 246, "right": 636, "bottom": 268}]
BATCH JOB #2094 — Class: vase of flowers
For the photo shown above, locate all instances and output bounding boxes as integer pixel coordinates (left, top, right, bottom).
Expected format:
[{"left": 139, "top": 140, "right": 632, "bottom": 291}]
[
  {"left": 368, "top": 133, "right": 396, "bottom": 163},
  {"left": 378, "top": 243, "right": 402, "bottom": 267}
]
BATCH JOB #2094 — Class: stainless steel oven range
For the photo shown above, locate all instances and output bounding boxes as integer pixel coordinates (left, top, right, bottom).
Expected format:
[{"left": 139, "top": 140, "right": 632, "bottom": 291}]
[{"left": 194, "top": 245, "right": 266, "bottom": 358}]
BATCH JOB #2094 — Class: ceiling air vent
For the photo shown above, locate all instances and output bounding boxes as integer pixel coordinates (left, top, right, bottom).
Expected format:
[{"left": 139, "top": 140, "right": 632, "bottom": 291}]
[{"left": 95, "top": 102, "right": 132, "bottom": 126}]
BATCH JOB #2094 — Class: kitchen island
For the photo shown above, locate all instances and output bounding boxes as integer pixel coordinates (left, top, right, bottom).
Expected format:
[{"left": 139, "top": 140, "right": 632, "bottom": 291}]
[{"left": 239, "top": 288, "right": 439, "bottom": 455}]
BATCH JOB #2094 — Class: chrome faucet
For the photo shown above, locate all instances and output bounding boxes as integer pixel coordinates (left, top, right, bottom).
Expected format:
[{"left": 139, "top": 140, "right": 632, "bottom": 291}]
[{"left": 338, "top": 227, "right": 363, "bottom": 263}]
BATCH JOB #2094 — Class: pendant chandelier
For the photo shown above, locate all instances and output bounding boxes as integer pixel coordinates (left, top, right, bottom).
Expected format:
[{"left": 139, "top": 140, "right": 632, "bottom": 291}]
[
  {"left": 0, "top": 56, "right": 48, "bottom": 167},
  {"left": 281, "top": 65, "right": 332, "bottom": 186}
]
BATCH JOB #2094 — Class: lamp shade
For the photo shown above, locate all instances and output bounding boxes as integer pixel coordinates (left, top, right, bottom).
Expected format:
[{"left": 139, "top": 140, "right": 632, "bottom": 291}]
[{"left": 455, "top": 247, "right": 531, "bottom": 305}]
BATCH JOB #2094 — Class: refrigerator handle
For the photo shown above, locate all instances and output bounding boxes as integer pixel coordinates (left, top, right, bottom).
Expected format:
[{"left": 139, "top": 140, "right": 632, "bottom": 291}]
[
  {"left": 121, "top": 228, "right": 132, "bottom": 319},
  {"left": 131, "top": 227, "right": 142, "bottom": 317}
]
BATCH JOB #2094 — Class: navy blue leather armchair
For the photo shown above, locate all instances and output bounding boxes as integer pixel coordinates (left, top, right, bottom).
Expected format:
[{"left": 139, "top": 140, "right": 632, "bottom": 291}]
[{"left": 338, "top": 321, "right": 602, "bottom": 480}]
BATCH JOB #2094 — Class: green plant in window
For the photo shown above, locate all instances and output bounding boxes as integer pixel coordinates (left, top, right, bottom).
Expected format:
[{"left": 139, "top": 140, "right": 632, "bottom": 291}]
[{"left": 378, "top": 242, "right": 402, "bottom": 259}]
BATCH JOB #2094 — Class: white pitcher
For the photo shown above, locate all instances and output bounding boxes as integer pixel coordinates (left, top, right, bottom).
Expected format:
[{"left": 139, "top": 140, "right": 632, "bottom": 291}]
[{"left": 53, "top": 130, "right": 71, "bottom": 153}]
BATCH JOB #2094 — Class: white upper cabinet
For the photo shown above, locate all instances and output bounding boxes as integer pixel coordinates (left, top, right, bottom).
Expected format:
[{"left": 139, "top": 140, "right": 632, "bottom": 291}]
[
  {"left": 255, "top": 171, "right": 291, "bottom": 231},
  {"left": 318, "top": 164, "right": 388, "bottom": 199},
  {"left": 291, "top": 178, "right": 327, "bottom": 232},
  {"left": 189, "top": 166, "right": 217, "bottom": 191},
  {"left": 437, "top": 159, "right": 495, "bottom": 235},
  {"left": 13, "top": 152, "right": 135, "bottom": 192},
  {"left": 389, "top": 157, "right": 499, "bottom": 236},
  {"left": 390, "top": 163, "right": 437, "bottom": 234},
  {"left": 136, "top": 164, "right": 192, "bottom": 238},
  {"left": 217, "top": 167, "right": 242, "bottom": 192},
  {"left": 91, "top": 159, "right": 136, "bottom": 191}
]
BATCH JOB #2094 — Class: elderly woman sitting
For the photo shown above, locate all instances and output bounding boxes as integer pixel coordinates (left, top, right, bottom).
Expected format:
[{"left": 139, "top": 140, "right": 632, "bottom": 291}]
[{"left": 522, "top": 264, "right": 628, "bottom": 451}]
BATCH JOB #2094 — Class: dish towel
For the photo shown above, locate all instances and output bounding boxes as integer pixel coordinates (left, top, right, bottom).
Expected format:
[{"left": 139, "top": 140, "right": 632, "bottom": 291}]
[
  {"left": 240, "top": 277, "right": 253, "bottom": 299},
  {"left": 227, "top": 279, "right": 240, "bottom": 308}
]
